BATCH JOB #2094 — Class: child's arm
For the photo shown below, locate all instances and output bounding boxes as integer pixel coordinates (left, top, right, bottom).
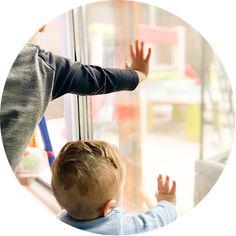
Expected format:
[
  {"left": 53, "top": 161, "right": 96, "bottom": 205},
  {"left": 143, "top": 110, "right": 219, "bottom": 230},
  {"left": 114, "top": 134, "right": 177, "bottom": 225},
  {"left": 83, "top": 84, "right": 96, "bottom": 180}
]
[
  {"left": 119, "top": 175, "right": 176, "bottom": 234},
  {"left": 156, "top": 174, "right": 176, "bottom": 205},
  {"left": 125, "top": 40, "right": 152, "bottom": 83},
  {"left": 124, "top": 174, "right": 176, "bottom": 233},
  {"left": 37, "top": 41, "right": 151, "bottom": 99}
]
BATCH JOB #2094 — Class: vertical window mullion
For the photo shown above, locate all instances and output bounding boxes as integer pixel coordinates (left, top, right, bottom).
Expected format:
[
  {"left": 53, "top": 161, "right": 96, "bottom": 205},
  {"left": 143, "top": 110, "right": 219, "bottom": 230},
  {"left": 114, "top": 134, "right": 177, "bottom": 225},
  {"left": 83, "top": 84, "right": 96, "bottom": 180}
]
[{"left": 73, "top": 6, "right": 93, "bottom": 140}]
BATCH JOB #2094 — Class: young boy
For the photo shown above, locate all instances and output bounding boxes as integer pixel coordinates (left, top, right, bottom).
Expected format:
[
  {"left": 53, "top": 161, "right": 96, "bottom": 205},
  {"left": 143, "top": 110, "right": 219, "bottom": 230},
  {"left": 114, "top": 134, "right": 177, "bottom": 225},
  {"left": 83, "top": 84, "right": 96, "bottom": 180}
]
[{"left": 51, "top": 140, "right": 177, "bottom": 235}]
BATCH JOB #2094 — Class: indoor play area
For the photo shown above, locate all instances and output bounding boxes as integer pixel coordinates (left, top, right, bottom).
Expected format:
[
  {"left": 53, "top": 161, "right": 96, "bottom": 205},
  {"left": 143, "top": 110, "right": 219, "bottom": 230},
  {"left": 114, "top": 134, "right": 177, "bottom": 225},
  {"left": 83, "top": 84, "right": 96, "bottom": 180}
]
[{"left": 13, "top": 1, "right": 234, "bottom": 218}]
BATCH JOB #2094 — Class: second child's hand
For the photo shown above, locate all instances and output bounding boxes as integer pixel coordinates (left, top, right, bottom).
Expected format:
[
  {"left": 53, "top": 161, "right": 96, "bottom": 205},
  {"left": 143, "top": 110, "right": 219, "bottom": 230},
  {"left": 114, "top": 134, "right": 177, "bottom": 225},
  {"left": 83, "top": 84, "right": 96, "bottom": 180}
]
[{"left": 156, "top": 174, "right": 176, "bottom": 205}]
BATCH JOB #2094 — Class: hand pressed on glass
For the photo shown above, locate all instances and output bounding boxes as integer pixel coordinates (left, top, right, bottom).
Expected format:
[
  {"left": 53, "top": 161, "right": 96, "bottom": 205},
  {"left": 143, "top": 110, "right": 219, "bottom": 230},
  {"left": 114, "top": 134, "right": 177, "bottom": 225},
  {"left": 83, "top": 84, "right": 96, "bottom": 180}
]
[
  {"left": 156, "top": 174, "right": 177, "bottom": 205},
  {"left": 125, "top": 39, "right": 152, "bottom": 82}
]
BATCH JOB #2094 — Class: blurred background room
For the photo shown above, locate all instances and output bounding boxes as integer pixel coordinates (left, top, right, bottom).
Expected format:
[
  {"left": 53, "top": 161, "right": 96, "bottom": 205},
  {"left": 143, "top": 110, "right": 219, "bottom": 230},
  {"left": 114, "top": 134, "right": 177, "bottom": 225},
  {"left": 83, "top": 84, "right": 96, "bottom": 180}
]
[{"left": 16, "top": 0, "right": 234, "bottom": 217}]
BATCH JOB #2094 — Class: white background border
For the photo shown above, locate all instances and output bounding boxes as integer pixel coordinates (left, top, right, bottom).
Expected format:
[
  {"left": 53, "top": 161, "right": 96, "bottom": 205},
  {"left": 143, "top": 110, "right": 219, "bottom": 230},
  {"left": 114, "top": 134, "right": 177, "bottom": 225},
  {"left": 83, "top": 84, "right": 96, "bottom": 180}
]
[{"left": 0, "top": 0, "right": 235, "bottom": 235}]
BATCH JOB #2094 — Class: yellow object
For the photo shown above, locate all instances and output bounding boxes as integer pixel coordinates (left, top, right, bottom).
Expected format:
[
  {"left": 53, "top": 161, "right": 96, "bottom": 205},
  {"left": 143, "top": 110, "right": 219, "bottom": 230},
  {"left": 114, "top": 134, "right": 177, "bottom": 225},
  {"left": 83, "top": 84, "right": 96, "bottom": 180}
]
[{"left": 185, "top": 104, "right": 201, "bottom": 141}]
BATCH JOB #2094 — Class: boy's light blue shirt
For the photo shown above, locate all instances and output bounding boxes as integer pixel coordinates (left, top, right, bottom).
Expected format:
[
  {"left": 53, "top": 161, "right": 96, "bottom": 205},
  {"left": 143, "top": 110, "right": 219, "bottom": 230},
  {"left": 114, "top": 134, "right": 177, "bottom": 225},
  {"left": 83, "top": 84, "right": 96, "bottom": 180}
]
[{"left": 57, "top": 200, "right": 177, "bottom": 235}]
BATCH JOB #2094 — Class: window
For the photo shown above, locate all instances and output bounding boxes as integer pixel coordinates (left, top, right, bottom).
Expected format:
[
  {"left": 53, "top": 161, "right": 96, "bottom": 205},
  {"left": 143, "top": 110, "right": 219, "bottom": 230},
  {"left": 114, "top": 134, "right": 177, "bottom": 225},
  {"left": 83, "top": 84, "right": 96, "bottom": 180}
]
[
  {"left": 84, "top": 1, "right": 234, "bottom": 214},
  {"left": 21, "top": 2, "right": 234, "bottom": 216}
]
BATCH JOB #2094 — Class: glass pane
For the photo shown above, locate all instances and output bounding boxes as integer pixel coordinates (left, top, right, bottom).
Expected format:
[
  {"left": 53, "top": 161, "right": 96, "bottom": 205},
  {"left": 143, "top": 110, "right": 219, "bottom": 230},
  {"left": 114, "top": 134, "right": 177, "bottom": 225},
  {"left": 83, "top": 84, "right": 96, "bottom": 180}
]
[
  {"left": 202, "top": 54, "right": 234, "bottom": 159},
  {"left": 196, "top": 50, "right": 235, "bottom": 204},
  {"left": 85, "top": 1, "right": 234, "bottom": 215}
]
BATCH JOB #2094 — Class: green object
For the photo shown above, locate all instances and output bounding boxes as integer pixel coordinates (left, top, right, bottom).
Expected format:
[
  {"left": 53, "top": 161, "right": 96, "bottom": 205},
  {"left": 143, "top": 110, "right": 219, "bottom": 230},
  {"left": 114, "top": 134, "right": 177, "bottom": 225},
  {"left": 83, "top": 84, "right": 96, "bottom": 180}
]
[{"left": 22, "top": 154, "right": 41, "bottom": 172}]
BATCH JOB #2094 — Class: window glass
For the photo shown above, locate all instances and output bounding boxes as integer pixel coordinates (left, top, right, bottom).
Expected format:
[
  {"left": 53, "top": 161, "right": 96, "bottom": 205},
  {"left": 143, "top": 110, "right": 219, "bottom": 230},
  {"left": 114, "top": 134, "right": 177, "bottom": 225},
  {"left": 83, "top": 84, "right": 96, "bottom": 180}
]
[
  {"left": 85, "top": 1, "right": 234, "bottom": 214},
  {"left": 19, "top": 2, "right": 234, "bottom": 217}
]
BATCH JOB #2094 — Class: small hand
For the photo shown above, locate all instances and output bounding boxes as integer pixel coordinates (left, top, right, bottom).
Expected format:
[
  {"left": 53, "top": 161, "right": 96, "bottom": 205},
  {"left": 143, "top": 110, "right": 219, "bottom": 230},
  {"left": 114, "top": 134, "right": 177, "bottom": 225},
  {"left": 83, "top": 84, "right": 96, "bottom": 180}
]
[
  {"left": 125, "top": 40, "right": 151, "bottom": 81},
  {"left": 156, "top": 174, "right": 176, "bottom": 205}
]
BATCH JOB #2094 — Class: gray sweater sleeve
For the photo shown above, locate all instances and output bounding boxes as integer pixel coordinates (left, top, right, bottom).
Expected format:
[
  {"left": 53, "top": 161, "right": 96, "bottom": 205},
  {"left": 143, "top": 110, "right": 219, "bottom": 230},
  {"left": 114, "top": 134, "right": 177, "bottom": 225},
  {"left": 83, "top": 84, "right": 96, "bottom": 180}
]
[{"left": 37, "top": 47, "right": 139, "bottom": 99}]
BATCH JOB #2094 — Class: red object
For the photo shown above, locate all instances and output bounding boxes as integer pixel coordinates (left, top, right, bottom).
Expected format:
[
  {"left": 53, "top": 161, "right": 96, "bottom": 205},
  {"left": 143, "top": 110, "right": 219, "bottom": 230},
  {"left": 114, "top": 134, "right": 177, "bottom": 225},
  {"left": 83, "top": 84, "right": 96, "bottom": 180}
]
[
  {"left": 185, "top": 64, "right": 201, "bottom": 85},
  {"left": 38, "top": 25, "right": 46, "bottom": 32},
  {"left": 46, "top": 151, "right": 54, "bottom": 158}
]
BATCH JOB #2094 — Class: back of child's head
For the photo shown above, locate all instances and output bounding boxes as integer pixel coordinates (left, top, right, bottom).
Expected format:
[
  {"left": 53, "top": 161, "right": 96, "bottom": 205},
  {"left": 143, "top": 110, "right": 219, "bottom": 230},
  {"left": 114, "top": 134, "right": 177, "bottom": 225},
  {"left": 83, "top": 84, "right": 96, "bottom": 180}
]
[{"left": 51, "top": 140, "right": 124, "bottom": 220}]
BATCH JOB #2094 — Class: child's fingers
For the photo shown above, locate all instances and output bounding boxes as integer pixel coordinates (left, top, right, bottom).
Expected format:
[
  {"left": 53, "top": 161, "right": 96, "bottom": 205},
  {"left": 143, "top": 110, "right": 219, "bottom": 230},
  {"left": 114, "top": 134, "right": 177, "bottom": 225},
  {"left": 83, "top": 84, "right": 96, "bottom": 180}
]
[
  {"left": 164, "top": 175, "right": 170, "bottom": 192},
  {"left": 125, "top": 61, "right": 130, "bottom": 69},
  {"left": 130, "top": 43, "right": 135, "bottom": 59},
  {"left": 170, "top": 180, "right": 176, "bottom": 194},
  {"left": 145, "top": 47, "right": 152, "bottom": 62},
  {"left": 157, "top": 174, "right": 163, "bottom": 192},
  {"left": 135, "top": 40, "right": 140, "bottom": 56},
  {"left": 140, "top": 41, "right": 144, "bottom": 59}
]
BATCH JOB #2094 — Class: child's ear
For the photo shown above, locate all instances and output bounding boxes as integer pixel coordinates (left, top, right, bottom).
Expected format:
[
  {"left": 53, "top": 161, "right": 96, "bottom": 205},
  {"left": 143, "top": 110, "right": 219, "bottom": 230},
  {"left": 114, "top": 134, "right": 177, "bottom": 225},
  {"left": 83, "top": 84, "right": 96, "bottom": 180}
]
[{"left": 101, "top": 199, "right": 117, "bottom": 217}]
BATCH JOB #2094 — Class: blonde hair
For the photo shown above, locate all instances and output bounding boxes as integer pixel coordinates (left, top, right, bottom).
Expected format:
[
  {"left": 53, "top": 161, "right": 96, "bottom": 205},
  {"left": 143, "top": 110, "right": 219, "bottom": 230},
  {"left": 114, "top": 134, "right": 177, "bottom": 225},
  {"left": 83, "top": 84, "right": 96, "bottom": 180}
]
[{"left": 51, "top": 140, "right": 124, "bottom": 220}]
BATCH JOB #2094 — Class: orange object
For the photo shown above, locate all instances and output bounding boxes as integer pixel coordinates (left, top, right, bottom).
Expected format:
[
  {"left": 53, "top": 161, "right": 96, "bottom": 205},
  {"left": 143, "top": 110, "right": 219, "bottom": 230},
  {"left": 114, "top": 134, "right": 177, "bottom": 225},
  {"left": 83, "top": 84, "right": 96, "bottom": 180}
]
[
  {"left": 38, "top": 25, "right": 46, "bottom": 32},
  {"left": 29, "top": 131, "right": 39, "bottom": 147},
  {"left": 29, "top": 134, "right": 37, "bottom": 147},
  {"left": 115, "top": 105, "right": 139, "bottom": 120}
]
